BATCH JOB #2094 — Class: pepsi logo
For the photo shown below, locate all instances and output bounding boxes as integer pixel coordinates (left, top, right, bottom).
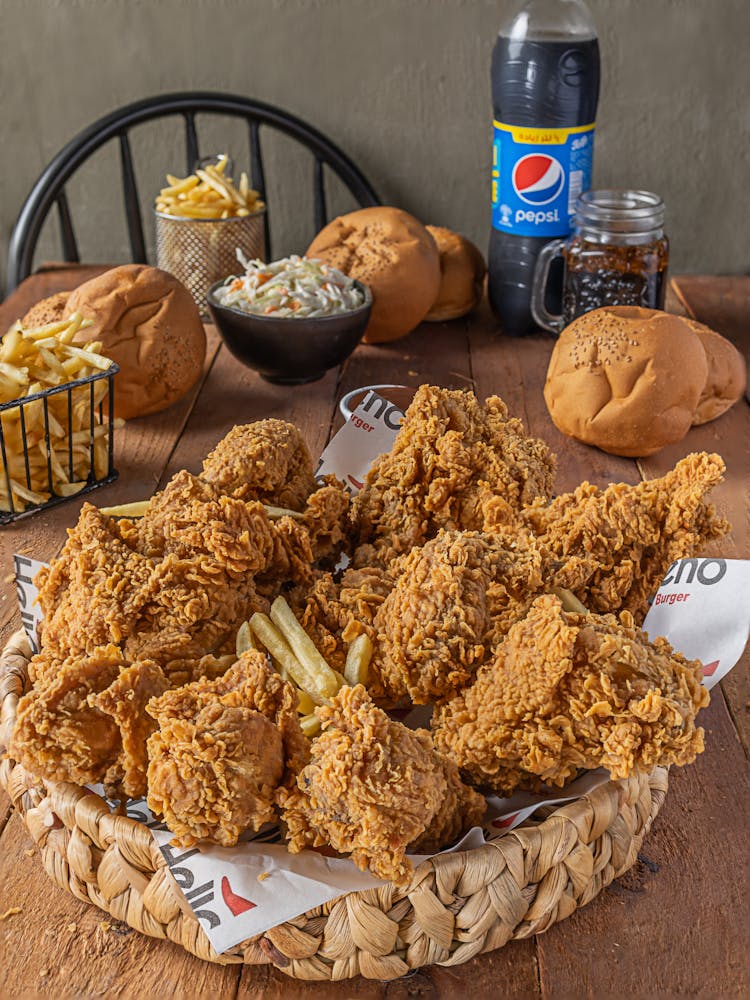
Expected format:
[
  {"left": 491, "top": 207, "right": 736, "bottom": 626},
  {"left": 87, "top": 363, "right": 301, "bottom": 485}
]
[{"left": 512, "top": 154, "right": 565, "bottom": 205}]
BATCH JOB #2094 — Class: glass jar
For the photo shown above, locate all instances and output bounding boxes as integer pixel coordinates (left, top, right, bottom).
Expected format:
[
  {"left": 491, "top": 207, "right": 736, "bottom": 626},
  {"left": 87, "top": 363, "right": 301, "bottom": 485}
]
[{"left": 531, "top": 189, "right": 669, "bottom": 334}]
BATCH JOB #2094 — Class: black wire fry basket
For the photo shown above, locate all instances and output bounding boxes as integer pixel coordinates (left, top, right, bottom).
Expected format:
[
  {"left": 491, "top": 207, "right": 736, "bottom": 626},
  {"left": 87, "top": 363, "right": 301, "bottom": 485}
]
[{"left": 0, "top": 363, "right": 119, "bottom": 524}]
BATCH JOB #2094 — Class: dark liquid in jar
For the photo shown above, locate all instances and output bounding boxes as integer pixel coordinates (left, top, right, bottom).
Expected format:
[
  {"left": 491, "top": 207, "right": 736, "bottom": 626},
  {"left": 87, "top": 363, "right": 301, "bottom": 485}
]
[{"left": 562, "top": 235, "right": 669, "bottom": 323}]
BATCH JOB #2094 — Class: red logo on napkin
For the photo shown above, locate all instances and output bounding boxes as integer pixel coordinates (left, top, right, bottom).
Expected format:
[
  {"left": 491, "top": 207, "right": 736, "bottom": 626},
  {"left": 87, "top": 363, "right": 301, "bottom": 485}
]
[
  {"left": 701, "top": 660, "right": 719, "bottom": 678},
  {"left": 221, "top": 876, "right": 256, "bottom": 916},
  {"left": 491, "top": 812, "right": 519, "bottom": 830}
]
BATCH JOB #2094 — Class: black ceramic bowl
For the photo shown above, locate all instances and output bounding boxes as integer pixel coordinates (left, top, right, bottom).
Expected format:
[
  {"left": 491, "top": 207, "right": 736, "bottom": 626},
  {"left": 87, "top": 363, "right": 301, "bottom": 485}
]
[{"left": 206, "top": 279, "right": 372, "bottom": 384}]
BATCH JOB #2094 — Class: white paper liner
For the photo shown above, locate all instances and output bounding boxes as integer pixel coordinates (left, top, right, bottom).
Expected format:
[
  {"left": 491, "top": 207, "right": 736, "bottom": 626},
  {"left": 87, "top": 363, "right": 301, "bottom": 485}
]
[
  {"left": 314, "top": 389, "right": 405, "bottom": 491},
  {"left": 642, "top": 557, "right": 750, "bottom": 690}
]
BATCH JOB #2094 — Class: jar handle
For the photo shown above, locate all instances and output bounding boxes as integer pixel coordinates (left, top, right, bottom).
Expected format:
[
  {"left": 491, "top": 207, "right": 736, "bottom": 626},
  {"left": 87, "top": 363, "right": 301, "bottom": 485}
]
[{"left": 531, "top": 239, "right": 566, "bottom": 334}]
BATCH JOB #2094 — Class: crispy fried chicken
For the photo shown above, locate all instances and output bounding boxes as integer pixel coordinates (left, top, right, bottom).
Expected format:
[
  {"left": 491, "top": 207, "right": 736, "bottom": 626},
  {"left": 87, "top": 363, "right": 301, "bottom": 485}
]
[
  {"left": 36, "top": 460, "right": 349, "bottom": 682},
  {"left": 36, "top": 505, "right": 159, "bottom": 661},
  {"left": 146, "top": 652, "right": 308, "bottom": 847},
  {"left": 374, "top": 529, "right": 545, "bottom": 704},
  {"left": 37, "top": 491, "right": 268, "bottom": 680},
  {"left": 200, "top": 419, "right": 316, "bottom": 510},
  {"left": 296, "top": 565, "right": 393, "bottom": 673},
  {"left": 280, "top": 685, "right": 485, "bottom": 885},
  {"left": 352, "top": 385, "right": 555, "bottom": 566},
  {"left": 11, "top": 647, "right": 167, "bottom": 797},
  {"left": 432, "top": 594, "right": 709, "bottom": 795},
  {"left": 524, "top": 452, "right": 729, "bottom": 620}
]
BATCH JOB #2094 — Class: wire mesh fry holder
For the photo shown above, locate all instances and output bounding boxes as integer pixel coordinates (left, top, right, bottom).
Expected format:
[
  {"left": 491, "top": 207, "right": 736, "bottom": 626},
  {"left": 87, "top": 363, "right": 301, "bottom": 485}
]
[
  {"left": 0, "top": 362, "right": 119, "bottom": 524},
  {"left": 155, "top": 208, "right": 267, "bottom": 318}
]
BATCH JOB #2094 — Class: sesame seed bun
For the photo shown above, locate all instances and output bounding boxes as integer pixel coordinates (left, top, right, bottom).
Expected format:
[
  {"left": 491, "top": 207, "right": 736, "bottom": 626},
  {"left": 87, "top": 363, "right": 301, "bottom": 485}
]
[{"left": 544, "top": 306, "right": 709, "bottom": 457}]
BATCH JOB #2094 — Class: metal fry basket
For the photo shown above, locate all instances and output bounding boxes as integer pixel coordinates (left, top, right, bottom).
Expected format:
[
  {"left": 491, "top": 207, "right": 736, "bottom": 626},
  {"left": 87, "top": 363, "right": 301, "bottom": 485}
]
[
  {"left": 0, "top": 363, "right": 119, "bottom": 524},
  {"left": 155, "top": 209, "right": 267, "bottom": 315}
]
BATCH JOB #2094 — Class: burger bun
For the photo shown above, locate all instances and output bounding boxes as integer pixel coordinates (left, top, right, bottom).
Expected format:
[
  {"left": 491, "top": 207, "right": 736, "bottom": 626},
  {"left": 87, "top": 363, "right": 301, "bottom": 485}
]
[
  {"left": 66, "top": 264, "right": 206, "bottom": 419},
  {"left": 307, "top": 206, "right": 440, "bottom": 344},
  {"left": 544, "top": 306, "right": 709, "bottom": 457},
  {"left": 684, "top": 318, "right": 747, "bottom": 425},
  {"left": 424, "top": 226, "right": 486, "bottom": 322}
]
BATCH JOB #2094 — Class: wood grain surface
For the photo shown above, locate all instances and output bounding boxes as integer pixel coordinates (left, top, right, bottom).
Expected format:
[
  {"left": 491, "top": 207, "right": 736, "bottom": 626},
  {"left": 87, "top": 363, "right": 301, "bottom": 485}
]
[{"left": 0, "top": 271, "right": 747, "bottom": 998}]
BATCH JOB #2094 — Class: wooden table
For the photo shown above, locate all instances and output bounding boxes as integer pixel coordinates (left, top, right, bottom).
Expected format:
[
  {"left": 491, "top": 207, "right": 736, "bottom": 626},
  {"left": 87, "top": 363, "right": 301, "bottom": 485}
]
[{"left": 0, "top": 269, "right": 748, "bottom": 998}]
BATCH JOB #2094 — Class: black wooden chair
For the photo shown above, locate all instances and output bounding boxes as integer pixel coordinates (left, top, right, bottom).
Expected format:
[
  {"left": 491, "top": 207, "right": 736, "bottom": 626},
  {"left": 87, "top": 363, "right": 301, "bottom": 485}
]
[{"left": 6, "top": 91, "right": 380, "bottom": 294}]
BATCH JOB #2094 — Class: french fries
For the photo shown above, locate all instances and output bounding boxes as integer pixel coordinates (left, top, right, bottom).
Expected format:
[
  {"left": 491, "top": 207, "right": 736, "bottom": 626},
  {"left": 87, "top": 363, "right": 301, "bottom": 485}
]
[
  {"left": 241, "top": 597, "right": 376, "bottom": 734},
  {"left": 97, "top": 498, "right": 292, "bottom": 522},
  {"left": 300, "top": 714, "right": 321, "bottom": 738},
  {"left": 553, "top": 588, "right": 589, "bottom": 615},
  {"left": 344, "top": 633, "right": 373, "bottom": 687},
  {"left": 0, "top": 313, "right": 121, "bottom": 513},
  {"left": 155, "top": 155, "right": 264, "bottom": 219},
  {"left": 249, "top": 610, "right": 332, "bottom": 703},
  {"left": 262, "top": 504, "right": 304, "bottom": 521},
  {"left": 235, "top": 621, "right": 256, "bottom": 657},
  {"left": 99, "top": 499, "right": 151, "bottom": 518},
  {"left": 269, "top": 597, "right": 340, "bottom": 700}
]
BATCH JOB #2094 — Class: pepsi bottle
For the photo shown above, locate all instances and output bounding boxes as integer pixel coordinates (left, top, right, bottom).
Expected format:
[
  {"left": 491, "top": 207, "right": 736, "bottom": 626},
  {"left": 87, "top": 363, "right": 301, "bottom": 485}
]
[{"left": 488, "top": 0, "right": 600, "bottom": 336}]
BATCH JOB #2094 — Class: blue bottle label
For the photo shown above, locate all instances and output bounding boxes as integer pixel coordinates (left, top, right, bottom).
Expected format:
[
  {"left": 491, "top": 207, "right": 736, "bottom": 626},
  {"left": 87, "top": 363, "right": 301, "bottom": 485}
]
[{"left": 491, "top": 121, "right": 595, "bottom": 237}]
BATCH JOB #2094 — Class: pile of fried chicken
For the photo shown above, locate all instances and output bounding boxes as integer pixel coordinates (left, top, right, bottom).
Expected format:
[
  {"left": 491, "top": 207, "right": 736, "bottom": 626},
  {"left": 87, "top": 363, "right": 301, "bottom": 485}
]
[{"left": 10, "top": 387, "right": 724, "bottom": 886}]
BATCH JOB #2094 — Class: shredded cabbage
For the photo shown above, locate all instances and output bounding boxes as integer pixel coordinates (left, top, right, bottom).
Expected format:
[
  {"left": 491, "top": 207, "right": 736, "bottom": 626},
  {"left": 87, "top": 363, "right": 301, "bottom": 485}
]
[{"left": 214, "top": 253, "right": 365, "bottom": 318}]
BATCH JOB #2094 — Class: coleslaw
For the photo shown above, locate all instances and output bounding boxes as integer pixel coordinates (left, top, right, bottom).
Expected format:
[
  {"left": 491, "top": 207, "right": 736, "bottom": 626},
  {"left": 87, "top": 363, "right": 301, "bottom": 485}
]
[{"left": 214, "top": 253, "right": 366, "bottom": 318}]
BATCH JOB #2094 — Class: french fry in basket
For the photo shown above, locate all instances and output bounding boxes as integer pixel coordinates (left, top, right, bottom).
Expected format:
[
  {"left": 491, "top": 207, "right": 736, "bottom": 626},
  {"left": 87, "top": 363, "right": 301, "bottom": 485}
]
[
  {"left": 344, "top": 633, "right": 373, "bottom": 687},
  {"left": 269, "top": 597, "right": 340, "bottom": 700},
  {"left": 0, "top": 313, "right": 119, "bottom": 512},
  {"left": 155, "top": 155, "right": 264, "bottom": 219}
]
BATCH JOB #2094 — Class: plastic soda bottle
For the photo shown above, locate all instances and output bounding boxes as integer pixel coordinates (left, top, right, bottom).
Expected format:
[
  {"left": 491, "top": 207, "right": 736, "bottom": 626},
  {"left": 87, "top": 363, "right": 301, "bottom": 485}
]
[{"left": 488, "top": 0, "right": 600, "bottom": 336}]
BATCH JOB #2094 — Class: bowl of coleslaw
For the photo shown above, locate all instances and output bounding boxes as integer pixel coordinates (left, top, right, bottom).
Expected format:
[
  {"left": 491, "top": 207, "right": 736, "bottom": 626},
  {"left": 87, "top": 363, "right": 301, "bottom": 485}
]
[{"left": 206, "top": 255, "right": 372, "bottom": 384}]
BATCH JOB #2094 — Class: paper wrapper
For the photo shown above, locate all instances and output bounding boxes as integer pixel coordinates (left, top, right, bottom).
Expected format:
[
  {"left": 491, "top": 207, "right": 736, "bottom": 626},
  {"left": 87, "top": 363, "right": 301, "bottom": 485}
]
[
  {"left": 315, "top": 389, "right": 405, "bottom": 491},
  {"left": 642, "top": 557, "right": 750, "bottom": 690},
  {"left": 14, "top": 391, "right": 750, "bottom": 955},
  {"left": 82, "top": 776, "right": 608, "bottom": 955},
  {"left": 13, "top": 555, "right": 45, "bottom": 655}
]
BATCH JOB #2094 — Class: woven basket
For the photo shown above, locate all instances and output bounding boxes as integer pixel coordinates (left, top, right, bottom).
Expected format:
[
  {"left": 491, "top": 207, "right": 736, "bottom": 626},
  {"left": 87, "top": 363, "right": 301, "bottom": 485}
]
[{"left": 0, "top": 629, "right": 668, "bottom": 981}]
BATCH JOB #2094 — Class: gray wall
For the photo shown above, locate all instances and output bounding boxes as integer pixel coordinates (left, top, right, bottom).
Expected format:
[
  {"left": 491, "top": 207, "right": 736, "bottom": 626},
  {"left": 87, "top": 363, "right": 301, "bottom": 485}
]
[{"left": 1, "top": 0, "right": 748, "bottom": 291}]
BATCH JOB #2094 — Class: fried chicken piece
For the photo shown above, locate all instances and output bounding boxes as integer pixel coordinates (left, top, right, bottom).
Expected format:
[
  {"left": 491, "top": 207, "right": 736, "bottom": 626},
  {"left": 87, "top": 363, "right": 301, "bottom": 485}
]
[
  {"left": 297, "top": 565, "right": 394, "bottom": 672},
  {"left": 524, "top": 453, "right": 729, "bottom": 620},
  {"left": 280, "top": 685, "right": 485, "bottom": 886},
  {"left": 432, "top": 595, "right": 709, "bottom": 795},
  {"left": 374, "top": 529, "right": 545, "bottom": 704},
  {"left": 146, "top": 652, "right": 308, "bottom": 847},
  {"left": 37, "top": 482, "right": 270, "bottom": 674},
  {"left": 124, "top": 641, "right": 236, "bottom": 689},
  {"left": 201, "top": 419, "right": 316, "bottom": 510},
  {"left": 36, "top": 504, "right": 159, "bottom": 660},
  {"left": 410, "top": 755, "right": 487, "bottom": 855},
  {"left": 36, "top": 463, "right": 348, "bottom": 684},
  {"left": 128, "top": 469, "right": 280, "bottom": 571},
  {"left": 352, "top": 385, "right": 555, "bottom": 565},
  {"left": 11, "top": 648, "right": 122, "bottom": 786},
  {"left": 255, "top": 479, "right": 351, "bottom": 594},
  {"left": 11, "top": 648, "right": 167, "bottom": 797},
  {"left": 296, "top": 477, "right": 351, "bottom": 566},
  {"left": 133, "top": 552, "right": 266, "bottom": 660},
  {"left": 91, "top": 661, "right": 169, "bottom": 797}
]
